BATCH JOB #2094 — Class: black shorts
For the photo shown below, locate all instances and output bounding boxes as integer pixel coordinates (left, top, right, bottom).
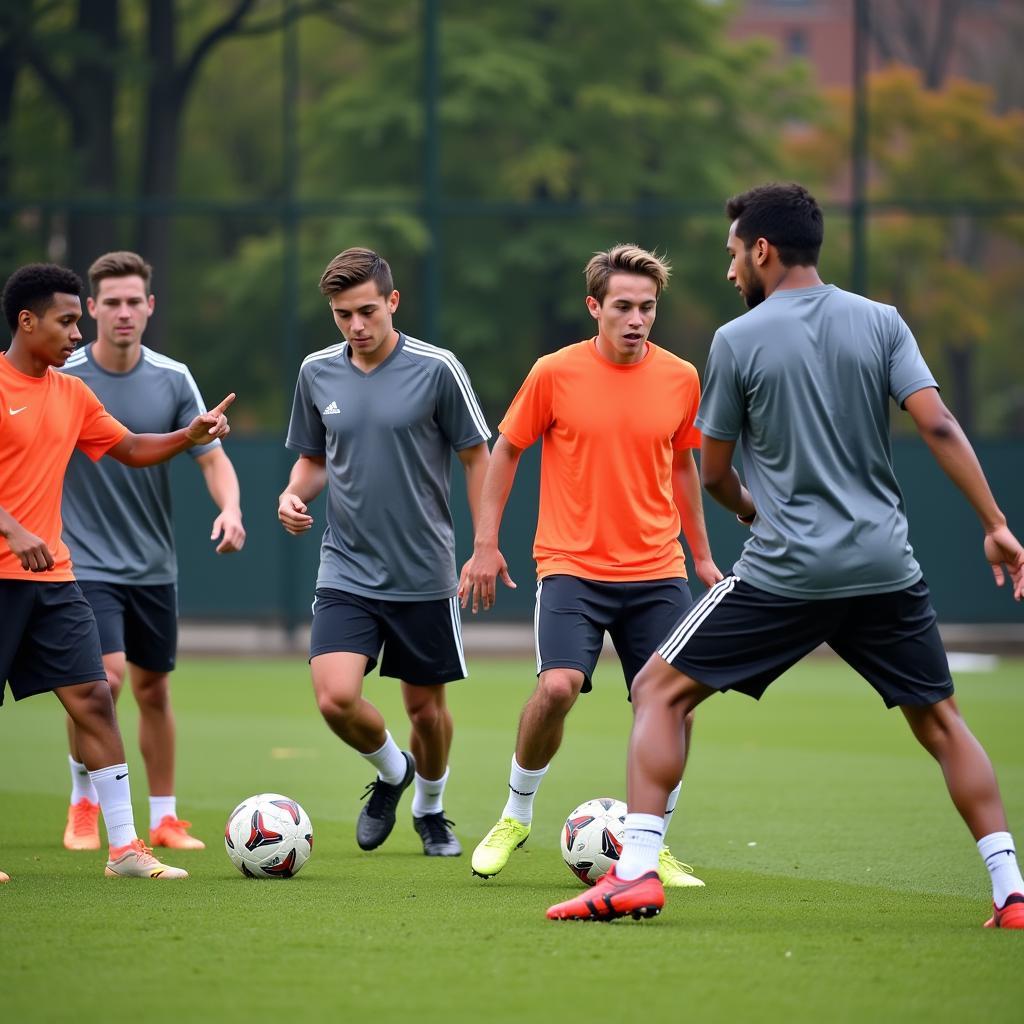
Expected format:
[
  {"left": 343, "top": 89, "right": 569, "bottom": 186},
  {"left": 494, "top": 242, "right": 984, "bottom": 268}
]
[
  {"left": 535, "top": 574, "right": 693, "bottom": 694},
  {"left": 0, "top": 580, "right": 106, "bottom": 704},
  {"left": 78, "top": 580, "right": 178, "bottom": 673},
  {"left": 657, "top": 576, "right": 954, "bottom": 708},
  {"left": 309, "top": 588, "right": 467, "bottom": 686}
]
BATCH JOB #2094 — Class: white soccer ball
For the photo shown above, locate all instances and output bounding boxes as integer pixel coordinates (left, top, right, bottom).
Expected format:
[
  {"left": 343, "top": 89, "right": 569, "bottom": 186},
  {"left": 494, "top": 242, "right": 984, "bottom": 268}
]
[
  {"left": 560, "top": 797, "right": 627, "bottom": 886},
  {"left": 224, "top": 793, "right": 313, "bottom": 879}
]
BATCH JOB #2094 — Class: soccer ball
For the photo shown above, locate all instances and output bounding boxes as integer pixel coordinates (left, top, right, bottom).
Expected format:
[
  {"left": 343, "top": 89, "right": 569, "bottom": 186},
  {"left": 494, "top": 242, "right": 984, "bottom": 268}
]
[
  {"left": 560, "top": 797, "right": 627, "bottom": 886},
  {"left": 224, "top": 793, "right": 313, "bottom": 878}
]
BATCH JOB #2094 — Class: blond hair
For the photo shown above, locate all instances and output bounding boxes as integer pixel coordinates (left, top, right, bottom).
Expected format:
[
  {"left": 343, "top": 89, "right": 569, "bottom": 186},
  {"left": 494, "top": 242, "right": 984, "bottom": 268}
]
[{"left": 584, "top": 244, "right": 671, "bottom": 304}]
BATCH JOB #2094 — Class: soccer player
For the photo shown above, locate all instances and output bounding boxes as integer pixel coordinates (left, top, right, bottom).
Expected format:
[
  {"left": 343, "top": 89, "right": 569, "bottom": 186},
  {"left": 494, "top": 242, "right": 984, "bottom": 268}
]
[
  {"left": 278, "top": 247, "right": 493, "bottom": 857},
  {"left": 0, "top": 262, "right": 233, "bottom": 880},
  {"left": 461, "top": 244, "right": 722, "bottom": 887},
  {"left": 58, "top": 251, "right": 246, "bottom": 853},
  {"left": 547, "top": 183, "right": 1024, "bottom": 927}
]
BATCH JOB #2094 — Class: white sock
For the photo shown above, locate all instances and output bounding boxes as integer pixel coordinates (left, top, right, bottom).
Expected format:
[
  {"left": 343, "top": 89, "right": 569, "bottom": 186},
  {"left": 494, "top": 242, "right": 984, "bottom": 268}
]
[
  {"left": 616, "top": 813, "right": 665, "bottom": 880},
  {"left": 149, "top": 795, "right": 177, "bottom": 830},
  {"left": 662, "top": 781, "right": 682, "bottom": 846},
  {"left": 362, "top": 731, "right": 408, "bottom": 785},
  {"left": 69, "top": 755, "right": 98, "bottom": 804},
  {"left": 411, "top": 768, "right": 449, "bottom": 817},
  {"left": 978, "top": 831, "right": 1024, "bottom": 908},
  {"left": 501, "top": 755, "right": 548, "bottom": 824},
  {"left": 89, "top": 763, "right": 138, "bottom": 849}
]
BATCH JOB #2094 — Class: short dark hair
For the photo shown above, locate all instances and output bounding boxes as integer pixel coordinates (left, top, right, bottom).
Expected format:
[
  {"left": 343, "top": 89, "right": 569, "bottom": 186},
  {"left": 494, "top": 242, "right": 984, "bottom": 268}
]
[
  {"left": 88, "top": 250, "right": 153, "bottom": 295},
  {"left": 2, "top": 263, "right": 83, "bottom": 332},
  {"left": 319, "top": 247, "right": 394, "bottom": 297},
  {"left": 725, "top": 183, "right": 823, "bottom": 267}
]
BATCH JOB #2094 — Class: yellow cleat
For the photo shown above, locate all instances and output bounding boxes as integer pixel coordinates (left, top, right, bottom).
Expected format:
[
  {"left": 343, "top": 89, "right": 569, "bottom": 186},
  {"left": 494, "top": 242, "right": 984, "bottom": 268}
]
[
  {"left": 149, "top": 815, "right": 206, "bottom": 850},
  {"left": 471, "top": 817, "right": 531, "bottom": 878},
  {"left": 658, "top": 846, "right": 705, "bottom": 888},
  {"left": 63, "top": 798, "right": 101, "bottom": 851},
  {"left": 105, "top": 839, "right": 188, "bottom": 879}
]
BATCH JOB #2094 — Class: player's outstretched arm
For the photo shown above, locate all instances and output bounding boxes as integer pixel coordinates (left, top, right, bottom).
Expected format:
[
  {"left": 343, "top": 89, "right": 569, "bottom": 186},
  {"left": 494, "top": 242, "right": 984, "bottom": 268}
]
[
  {"left": 673, "top": 449, "right": 724, "bottom": 588},
  {"left": 904, "top": 386, "right": 1024, "bottom": 601},
  {"left": 278, "top": 454, "right": 327, "bottom": 536},
  {"left": 108, "top": 393, "right": 235, "bottom": 468},
  {"left": 458, "top": 434, "right": 519, "bottom": 613},
  {"left": 0, "top": 505, "right": 54, "bottom": 572},
  {"left": 196, "top": 447, "right": 246, "bottom": 554}
]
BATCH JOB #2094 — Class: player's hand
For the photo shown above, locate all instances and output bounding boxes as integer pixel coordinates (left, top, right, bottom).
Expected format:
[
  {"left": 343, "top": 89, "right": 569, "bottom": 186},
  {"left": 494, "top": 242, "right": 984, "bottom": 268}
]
[
  {"left": 211, "top": 508, "right": 246, "bottom": 554},
  {"left": 693, "top": 556, "right": 724, "bottom": 590},
  {"left": 186, "top": 393, "right": 235, "bottom": 445},
  {"left": 5, "top": 524, "right": 55, "bottom": 572},
  {"left": 458, "top": 545, "right": 516, "bottom": 613},
  {"left": 278, "top": 492, "right": 314, "bottom": 535},
  {"left": 984, "top": 524, "right": 1024, "bottom": 602}
]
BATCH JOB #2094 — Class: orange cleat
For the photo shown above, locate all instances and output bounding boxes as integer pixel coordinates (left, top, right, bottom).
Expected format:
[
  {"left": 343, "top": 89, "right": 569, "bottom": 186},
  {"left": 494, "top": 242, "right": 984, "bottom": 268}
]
[
  {"left": 984, "top": 892, "right": 1024, "bottom": 929},
  {"left": 546, "top": 865, "right": 665, "bottom": 922},
  {"left": 105, "top": 839, "right": 188, "bottom": 879},
  {"left": 63, "top": 798, "right": 101, "bottom": 851},
  {"left": 149, "top": 816, "right": 206, "bottom": 850}
]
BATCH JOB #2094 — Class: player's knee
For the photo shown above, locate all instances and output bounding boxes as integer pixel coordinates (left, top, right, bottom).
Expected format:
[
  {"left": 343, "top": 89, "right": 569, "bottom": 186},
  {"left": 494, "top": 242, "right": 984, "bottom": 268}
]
[
  {"left": 406, "top": 699, "right": 443, "bottom": 734},
  {"left": 134, "top": 678, "right": 169, "bottom": 713},
  {"left": 631, "top": 663, "right": 681, "bottom": 712},
  {"left": 315, "top": 686, "right": 357, "bottom": 724},
  {"left": 536, "top": 671, "right": 581, "bottom": 714},
  {"left": 70, "top": 679, "right": 117, "bottom": 727}
]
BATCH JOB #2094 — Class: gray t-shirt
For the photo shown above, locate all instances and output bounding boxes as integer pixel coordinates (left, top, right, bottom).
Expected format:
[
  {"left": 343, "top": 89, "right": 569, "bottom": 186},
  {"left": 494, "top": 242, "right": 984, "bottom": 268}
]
[
  {"left": 697, "top": 284, "right": 937, "bottom": 599},
  {"left": 60, "top": 343, "right": 220, "bottom": 584},
  {"left": 286, "top": 333, "right": 490, "bottom": 601}
]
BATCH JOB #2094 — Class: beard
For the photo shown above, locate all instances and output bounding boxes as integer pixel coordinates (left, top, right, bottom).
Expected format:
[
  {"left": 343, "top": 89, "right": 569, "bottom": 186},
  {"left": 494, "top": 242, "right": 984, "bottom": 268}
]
[{"left": 741, "top": 252, "right": 766, "bottom": 308}]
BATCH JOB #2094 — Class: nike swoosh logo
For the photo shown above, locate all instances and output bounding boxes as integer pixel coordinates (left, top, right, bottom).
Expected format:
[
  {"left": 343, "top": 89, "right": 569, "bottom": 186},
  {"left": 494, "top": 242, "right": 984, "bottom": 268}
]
[
  {"left": 9, "top": 406, "right": 27, "bottom": 415},
  {"left": 115, "top": 772, "right": 128, "bottom": 780}
]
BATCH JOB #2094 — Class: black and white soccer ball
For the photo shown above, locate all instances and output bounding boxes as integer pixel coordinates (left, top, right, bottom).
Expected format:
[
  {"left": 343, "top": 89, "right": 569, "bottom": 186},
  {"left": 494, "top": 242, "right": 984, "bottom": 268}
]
[
  {"left": 560, "top": 797, "right": 627, "bottom": 886},
  {"left": 224, "top": 793, "right": 313, "bottom": 879}
]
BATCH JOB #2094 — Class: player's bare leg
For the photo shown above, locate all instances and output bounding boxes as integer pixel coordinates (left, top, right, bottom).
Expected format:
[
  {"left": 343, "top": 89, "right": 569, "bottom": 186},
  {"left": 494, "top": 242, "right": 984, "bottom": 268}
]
[
  {"left": 63, "top": 654, "right": 126, "bottom": 849},
  {"left": 312, "top": 652, "right": 414, "bottom": 850},
  {"left": 472, "top": 668, "right": 585, "bottom": 876},
  {"left": 56, "top": 679, "right": 186, "bottom": 879},
  {"left": 902, "top": 697, "right": 1024, "bottom": 928},
  {"left": 403, "top": 682, "right": 460, "bottom": 855}
]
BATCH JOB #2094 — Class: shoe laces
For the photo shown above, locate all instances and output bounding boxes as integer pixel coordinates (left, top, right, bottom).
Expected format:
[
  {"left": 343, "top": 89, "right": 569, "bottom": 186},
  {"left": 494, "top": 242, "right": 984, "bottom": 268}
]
[
  {"left": 360, "top": 778, "right": 402, "bottom": 818},
  {"left": 71, "top": 800, "right": 98, "bottom": 832},
  {"left": 419, "top": 813, "right": 456, "bottom": 843},
  {"left": 116, "top": 838, "right": 159, "bottom": 865},
  {"left": 659, "top": 848, "right": 695, "bottom": 874},
  {"left": 157, "top": 817, "right": 193, "bottom": 832},
  {"left": 484, "top": 819, "right": 524, "bottom": 847}
]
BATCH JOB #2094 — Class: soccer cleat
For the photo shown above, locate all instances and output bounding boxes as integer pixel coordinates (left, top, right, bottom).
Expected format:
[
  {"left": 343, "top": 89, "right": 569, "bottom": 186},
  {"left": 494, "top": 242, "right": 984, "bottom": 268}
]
[
  {"left": 984, "top": 892, "right": 1024, "bottom": 929},
  {"left": 0, "top": 869, "right": 9, "bottom": 882},
  {"left": 471, "top": 817, "right": 531, "bottom": 877},
  {"left": 546, "top": 865, "right": 665, "bottom": 922},
  {"left": 104, "top": 839, "right": 188, "bottom": 879},
  {"left": 63, "top": 798, "right": 101, "bottom": 851},
  {"left": 413, "top": 812, "right": 463, "bottom": 857},
  {"left": 149, "top": 815, "right": 206, "bottom": 850},
  {"left": 356, "top": 751, "right": 415, "bottom": 851},
  {"left": 658, "top": 846, "right": 705, "bottom": 888}
]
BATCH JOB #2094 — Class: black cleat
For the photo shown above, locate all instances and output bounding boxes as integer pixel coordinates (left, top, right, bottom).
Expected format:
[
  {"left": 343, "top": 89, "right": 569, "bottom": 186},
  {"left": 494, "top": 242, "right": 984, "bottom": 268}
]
[
  {"left": 356, "top": 751, "right": 415, "bottom": 850},
  {"left": 413, "top": 812, "right": 463, "bottom": 857}
]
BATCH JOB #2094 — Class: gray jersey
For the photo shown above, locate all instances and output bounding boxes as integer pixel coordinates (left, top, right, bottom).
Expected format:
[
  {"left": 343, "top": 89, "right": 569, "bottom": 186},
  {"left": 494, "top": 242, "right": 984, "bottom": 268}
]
[
  {"left": 286, "top": 333, "right": 490, "bottom": 601},
  {"left": 59, "top": 343, "right": 219, "bottom": 584},
  {"left": 697, "top": 284, "right": 937, "bottom": 599}
]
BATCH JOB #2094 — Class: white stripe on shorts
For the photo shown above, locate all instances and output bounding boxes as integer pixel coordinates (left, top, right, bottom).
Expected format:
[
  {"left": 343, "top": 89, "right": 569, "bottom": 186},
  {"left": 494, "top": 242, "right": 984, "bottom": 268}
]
[
  {"left": 448, "top": 596, "right": 468, "bottom": 677},
  {"left": 533, "top": 579, "right": 543, "bottom": 675},
  {"left": 657, "top": 575, "right": 738, "bottom": 663}
]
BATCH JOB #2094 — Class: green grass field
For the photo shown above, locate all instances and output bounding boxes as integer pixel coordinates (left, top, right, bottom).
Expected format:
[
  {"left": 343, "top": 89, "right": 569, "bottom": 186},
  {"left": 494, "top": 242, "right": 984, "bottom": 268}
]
[{"left": 1, "top": 655, "right": 1022, "bottom": 1023}]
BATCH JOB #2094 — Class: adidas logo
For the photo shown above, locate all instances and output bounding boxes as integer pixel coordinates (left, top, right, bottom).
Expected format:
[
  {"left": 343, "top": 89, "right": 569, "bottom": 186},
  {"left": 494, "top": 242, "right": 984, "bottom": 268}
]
[{"left": 323, "top": 401, "right": 340, "bottom": 415}]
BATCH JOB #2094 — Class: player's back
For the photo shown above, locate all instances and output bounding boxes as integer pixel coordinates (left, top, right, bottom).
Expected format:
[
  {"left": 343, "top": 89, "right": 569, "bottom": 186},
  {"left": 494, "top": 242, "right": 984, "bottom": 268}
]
[{"left": 700, "top": 283, "right": 937, "bottom": 599}]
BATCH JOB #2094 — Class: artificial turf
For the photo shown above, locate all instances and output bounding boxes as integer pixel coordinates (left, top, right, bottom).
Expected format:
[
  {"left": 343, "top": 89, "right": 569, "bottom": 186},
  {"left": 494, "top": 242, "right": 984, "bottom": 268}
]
[{"left": 1, "top": 655, "right": 1022, "bottom": 1023}]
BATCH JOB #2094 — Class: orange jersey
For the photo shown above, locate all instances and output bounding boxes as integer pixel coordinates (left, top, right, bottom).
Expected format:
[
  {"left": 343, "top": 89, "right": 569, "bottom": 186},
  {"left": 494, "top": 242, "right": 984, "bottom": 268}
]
[
  {"left": 499, "top": 339, "right": 701, "bottom": 582},
  {"left": 0, "top": 354, "right": 127, "bottom": 581}
]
